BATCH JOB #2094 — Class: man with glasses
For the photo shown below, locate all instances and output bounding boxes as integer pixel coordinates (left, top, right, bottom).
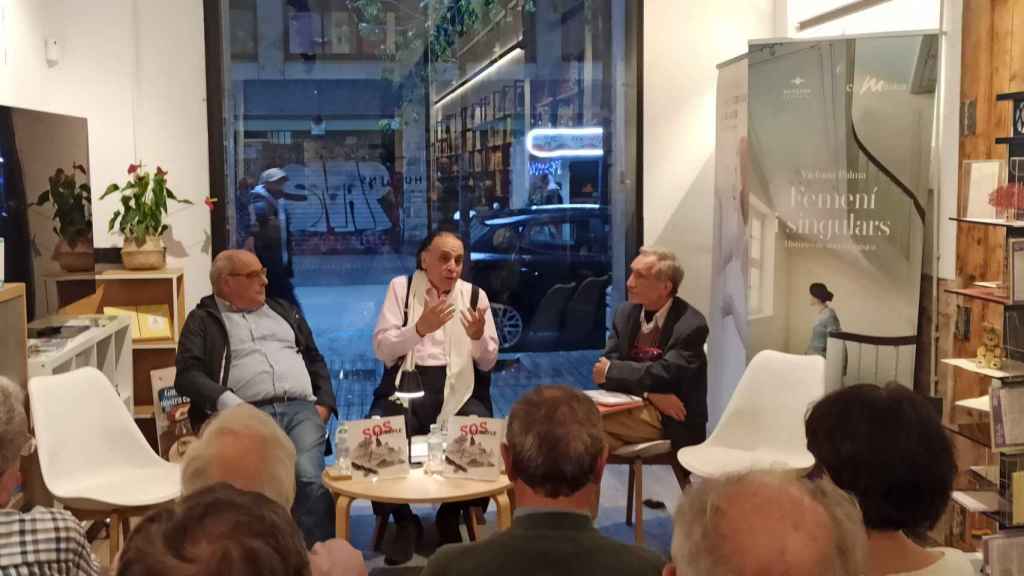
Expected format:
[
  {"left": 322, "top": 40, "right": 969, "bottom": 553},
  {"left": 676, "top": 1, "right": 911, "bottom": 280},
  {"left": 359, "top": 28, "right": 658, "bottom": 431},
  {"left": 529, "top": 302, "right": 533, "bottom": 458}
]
[
  {"left": 175, "top": 249, "right": 337, "bottom": 546},
  {"left": 0, "top": 376, "right": 101, "bottom": 575}
]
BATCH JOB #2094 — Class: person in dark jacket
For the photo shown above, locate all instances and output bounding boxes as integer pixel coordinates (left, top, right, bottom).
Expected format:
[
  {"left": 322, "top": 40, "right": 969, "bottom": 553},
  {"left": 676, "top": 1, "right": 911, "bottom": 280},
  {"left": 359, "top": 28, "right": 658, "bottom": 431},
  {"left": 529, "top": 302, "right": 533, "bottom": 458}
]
[
  {"left": 593, "top": 247, "right": 708, "bottom": 490},
  {"left": 175, "top": 249, "right": 336, "bottom": 546}
]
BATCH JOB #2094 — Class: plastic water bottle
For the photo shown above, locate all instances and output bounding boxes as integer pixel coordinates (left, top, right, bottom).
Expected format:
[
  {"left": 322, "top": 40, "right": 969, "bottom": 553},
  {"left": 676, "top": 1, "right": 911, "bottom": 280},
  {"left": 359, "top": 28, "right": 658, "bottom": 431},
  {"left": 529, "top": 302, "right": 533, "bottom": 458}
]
[
  {"left": 334, "top": 422, "right": 350, "bottom": 476},
  {"left": 428, "top": 423, "right": 444, "bottom": 473}
]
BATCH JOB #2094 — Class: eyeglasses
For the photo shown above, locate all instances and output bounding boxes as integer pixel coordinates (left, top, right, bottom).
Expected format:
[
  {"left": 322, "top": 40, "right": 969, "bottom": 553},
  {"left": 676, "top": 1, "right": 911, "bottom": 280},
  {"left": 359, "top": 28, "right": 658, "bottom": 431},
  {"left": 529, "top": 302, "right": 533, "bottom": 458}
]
[
  {"left": 20, "top": 436, "right": 35, "bottom": 457},
  {"left": 228, "top": 268, "right": 267, "bottom": 280}
]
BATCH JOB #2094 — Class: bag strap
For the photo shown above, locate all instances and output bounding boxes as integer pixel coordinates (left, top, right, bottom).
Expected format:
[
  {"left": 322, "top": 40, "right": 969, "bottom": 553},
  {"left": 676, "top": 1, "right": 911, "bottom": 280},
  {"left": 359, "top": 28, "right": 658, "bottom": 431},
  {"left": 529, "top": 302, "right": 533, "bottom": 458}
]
[{"left": 402, "top": 273, "right": 414, "bottom": 327}]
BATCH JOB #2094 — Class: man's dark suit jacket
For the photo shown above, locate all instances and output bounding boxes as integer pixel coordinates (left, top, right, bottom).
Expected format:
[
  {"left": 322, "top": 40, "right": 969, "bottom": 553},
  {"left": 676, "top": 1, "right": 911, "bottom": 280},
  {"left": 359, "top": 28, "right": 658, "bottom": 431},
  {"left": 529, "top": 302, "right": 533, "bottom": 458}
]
[
  {"left": 601, "top": 296, "right": 709, "bottom": 450},
  {"left": 420, "top": 511, "right": 664, "bottom": 576}
]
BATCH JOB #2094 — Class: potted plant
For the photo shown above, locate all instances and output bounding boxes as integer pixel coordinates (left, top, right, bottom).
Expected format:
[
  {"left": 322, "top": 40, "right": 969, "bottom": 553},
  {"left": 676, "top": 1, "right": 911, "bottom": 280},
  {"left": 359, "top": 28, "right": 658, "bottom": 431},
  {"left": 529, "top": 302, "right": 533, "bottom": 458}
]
[
  {"left": 101, "top": 163, "right": 191, "bottom": 270},
  {"left": 33, "top": 163, "right": 94, "bottom": 272}
]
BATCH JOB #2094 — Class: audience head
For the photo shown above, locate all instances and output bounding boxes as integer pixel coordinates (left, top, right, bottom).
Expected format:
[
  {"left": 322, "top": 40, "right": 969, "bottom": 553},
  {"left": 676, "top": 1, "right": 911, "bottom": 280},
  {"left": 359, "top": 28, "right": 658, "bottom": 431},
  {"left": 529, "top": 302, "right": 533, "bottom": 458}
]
[
  {"left": 666, "top": 471, "right": 865, "bottom": 576},
  {"left": 0, "top": 377, "right": 30, "bottom": 506},
  {"left": 502, "top": 385, "right": 607, "bottom": 503},
  {"left": 182, "top": 404, "right": 296, "bottom": 508},
  {"left": 416, "top": 229, "right": 464, "bottom": 293},
  {"left": 116, "top": 482, "right": 310, "bottom": 576},
  {"left": 211, "top": 250, "right": 268, "bottom": 311},
  {"left": 805, "top": 383, "right": 955, "bottom": 536},
  {"left": 628, "top": 247, "right": 683, "bottom": 310}
]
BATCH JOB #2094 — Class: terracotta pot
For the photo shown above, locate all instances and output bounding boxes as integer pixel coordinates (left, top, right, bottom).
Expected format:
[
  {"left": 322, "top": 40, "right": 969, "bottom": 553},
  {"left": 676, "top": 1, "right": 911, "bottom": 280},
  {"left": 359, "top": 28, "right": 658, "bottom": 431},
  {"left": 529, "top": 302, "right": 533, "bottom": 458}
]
[
  {"left": 121, "top": 236, "right": 166, "bottom": 270},
  {"left": 53, "top": 238, "right": 95, "bottom": 272}
]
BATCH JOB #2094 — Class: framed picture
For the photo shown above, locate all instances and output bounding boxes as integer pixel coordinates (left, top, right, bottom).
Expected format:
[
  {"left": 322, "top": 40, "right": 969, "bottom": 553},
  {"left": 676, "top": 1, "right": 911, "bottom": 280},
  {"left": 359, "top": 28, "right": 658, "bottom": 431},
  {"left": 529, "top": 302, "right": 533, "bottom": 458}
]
[
  {"left": 1012, "top": 237, "right": 1024, "bottom": 305},
  {"left": 961, "top": 159, "right": 1007, "bottom": 220}
]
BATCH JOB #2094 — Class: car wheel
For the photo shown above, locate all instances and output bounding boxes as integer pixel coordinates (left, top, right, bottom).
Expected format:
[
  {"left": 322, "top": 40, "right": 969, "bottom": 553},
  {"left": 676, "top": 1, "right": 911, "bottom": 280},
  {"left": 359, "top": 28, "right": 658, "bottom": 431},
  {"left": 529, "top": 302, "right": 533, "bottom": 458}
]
[{"left": 491, "top": 303, "right": 524, "bottom": 350}]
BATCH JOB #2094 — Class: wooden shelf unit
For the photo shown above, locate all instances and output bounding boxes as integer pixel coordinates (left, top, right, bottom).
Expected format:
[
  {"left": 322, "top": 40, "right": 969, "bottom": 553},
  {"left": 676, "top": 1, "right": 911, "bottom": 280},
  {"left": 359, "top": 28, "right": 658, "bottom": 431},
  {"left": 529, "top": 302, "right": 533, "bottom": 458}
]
[{"left": 40, "top": 268, "right": 185, "bottom": 447}]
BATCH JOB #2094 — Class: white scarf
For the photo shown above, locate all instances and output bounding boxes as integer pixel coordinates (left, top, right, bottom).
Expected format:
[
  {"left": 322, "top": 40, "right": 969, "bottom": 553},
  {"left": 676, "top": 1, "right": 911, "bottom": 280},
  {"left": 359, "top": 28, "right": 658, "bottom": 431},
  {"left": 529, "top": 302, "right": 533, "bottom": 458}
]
[{"left": 399, "top": 270, "right": 475, "bottom": 426}]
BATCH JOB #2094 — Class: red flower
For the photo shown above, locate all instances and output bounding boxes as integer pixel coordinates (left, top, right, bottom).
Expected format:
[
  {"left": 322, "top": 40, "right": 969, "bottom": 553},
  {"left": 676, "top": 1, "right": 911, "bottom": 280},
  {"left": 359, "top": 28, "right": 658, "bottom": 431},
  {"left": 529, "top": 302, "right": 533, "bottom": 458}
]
[
  {"left": 204, "top": 197, "right": 218, "bottom": 210},
  {"left": 156, "top": 166, "right": 168, "bottom": 178},
  {"left": 127, "top": 163, "right": 140, "bottom": 175},
  {"left": 72, "top": 163, "right": 87, "bottom": 175},
  {"left": 989, "top": 183, "right": 1024, "bottom": 210}
]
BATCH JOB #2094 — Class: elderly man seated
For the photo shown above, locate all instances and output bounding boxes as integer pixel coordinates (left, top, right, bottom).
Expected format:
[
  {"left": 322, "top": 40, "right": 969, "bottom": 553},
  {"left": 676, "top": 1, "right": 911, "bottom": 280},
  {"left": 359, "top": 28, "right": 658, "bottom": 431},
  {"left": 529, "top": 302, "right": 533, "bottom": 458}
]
[
  {"left": 421, "top": 385, "right": 665, "bottom": 576},
  {"left": 181, "top": 404, "right": 366, "bottom": 576},
  {"left": 663, "top": 471, "right": 866, "bottom": 576},
  {"left": 0, "top": 376, "right": 100, "bottom": 575},
  {"left": 175, "top": 249, "right": 337, "bottom": 545}
]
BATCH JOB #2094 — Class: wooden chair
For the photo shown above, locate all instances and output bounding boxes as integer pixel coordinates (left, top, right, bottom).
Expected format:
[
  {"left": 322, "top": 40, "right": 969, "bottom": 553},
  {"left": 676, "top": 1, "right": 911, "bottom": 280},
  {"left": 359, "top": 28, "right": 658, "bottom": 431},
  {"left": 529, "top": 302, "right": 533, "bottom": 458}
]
[{"left": 608, "top": 440, "right": 689, "bottom": 545}]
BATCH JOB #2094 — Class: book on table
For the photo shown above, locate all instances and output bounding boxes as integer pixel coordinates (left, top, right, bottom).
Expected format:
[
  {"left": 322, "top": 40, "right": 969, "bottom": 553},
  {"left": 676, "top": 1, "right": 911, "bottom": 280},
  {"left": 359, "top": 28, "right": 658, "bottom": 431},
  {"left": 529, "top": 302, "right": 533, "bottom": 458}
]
[
  {"left": 442, "top": 416, "right": 504, "bottom": 481},
  {"left": 346, "top": 416, "right": 409, "bottom": 480}
]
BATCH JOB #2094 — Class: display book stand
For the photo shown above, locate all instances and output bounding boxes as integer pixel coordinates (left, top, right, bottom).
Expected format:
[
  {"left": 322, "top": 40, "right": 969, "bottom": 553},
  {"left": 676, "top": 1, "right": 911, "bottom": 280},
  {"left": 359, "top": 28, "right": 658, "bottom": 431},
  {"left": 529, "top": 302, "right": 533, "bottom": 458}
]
[
  {"left": 944, "top": 90, "right": 1024, "bottom": 555},
  {"left": 40, "top": 267, "right": 185, "bottom": 446},
  {"left": 0, "top": 284, "right": 28, "bottom": 510}
]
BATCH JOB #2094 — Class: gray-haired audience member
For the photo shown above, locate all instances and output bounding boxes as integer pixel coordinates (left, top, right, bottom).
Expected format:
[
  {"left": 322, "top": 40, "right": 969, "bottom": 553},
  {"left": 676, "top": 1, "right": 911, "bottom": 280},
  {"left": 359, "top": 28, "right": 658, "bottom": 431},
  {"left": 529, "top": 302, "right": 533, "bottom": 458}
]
[
  {"left": 181, "top": 405, "right": 367, "bottom": 576},
  {"left": 0, "top": 376, "right": 100, "bottom": 575},
  {"left": 665, "top": 471, "right": 866, "bottom": 576},
  {"left": 116, "top": 483, "right": 311, "bottom": 576},
  {"left": 421, "top": 385, "right": 664, "bottom": 576}
]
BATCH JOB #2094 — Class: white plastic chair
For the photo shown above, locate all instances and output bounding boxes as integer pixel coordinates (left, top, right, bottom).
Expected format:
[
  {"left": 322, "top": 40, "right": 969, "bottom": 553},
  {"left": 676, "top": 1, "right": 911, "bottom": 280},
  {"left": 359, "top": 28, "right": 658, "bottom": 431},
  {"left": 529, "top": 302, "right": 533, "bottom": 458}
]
[
  {"left": 29, "top": 367, "right": 181, "bottom": 563},
  {"left": 677, "top": 350, "right": 826, "bottom": 478}
]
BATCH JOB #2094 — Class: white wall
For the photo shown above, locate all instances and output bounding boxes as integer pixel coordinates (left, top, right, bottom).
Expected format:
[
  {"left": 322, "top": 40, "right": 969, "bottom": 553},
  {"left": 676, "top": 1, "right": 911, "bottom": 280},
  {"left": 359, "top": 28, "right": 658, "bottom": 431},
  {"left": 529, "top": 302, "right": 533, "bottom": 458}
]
[
  {"left": 786, "top": 0, "right": 940, "bottom": 37},
  {"left": 0, "top": 0, "right": 211, "bottom": 314},
  {"left": 643, "top": 0, "right": 778, "bottom": 317}
]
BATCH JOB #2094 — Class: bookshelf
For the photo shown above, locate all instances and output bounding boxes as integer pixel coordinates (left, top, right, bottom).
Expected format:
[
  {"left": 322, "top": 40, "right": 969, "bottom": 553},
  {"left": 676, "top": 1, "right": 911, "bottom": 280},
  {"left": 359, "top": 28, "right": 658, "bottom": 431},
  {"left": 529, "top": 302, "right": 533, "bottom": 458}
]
[{"left": 40, "top": 268, "right": 186, "bottom": 448}]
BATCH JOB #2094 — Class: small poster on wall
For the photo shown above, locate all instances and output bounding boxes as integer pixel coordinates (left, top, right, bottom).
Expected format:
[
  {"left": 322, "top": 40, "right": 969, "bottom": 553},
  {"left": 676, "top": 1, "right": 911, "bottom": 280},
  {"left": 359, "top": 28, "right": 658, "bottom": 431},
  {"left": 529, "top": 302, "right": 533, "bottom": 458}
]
[
  {"left": 346, "top": 416, "right": 409, "bottom": 480},
  {"left": 442, "top": 416, "right": 504, "bottom": 481}
]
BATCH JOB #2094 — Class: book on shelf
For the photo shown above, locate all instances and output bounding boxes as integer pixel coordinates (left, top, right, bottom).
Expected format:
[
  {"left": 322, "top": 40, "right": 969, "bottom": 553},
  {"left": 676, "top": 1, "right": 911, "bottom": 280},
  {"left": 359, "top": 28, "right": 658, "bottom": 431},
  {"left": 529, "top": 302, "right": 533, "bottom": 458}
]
[
  {"left": 442, "top": 416, "right": 504, "bottom": 481},
  {"left": 103, "top": 304, "right": 172, "bottom": 341},
  {"left": 989, "top": 381, "right": 1024, "bottom": 451}
]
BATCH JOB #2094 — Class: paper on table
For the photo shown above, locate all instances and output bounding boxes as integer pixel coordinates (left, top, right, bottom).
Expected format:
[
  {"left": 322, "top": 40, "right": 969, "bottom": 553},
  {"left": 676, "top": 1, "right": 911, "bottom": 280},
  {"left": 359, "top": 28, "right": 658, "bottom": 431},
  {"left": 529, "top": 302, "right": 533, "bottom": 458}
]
[{"left": 584, "top": 389, "right": 643, "bottom": 406}]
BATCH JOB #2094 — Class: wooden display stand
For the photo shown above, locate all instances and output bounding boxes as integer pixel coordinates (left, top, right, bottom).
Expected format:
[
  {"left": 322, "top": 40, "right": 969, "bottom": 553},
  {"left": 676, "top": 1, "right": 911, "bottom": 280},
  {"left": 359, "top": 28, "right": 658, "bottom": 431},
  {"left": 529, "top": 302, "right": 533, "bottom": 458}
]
[
  {"left": 0, "top": 284, "right": 31, "bottom": 510},
  {"left": 40, "top": 268, "right": 185, "bottom": 446},
  {"left": 0, "top": 284, "right": 28, "bottom": 389}
]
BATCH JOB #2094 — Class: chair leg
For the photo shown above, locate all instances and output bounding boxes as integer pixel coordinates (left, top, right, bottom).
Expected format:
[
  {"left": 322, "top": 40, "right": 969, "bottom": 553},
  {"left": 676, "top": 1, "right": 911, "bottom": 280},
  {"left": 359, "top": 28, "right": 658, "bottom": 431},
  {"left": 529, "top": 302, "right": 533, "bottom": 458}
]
[
  {"left": 625, "top": 463, "right": 635, "bottom": 527},
  {"left": 463, "top": 507, "right": 479, "bottom": 542},
  {"left": 108, "top": 513, "right": 121, "bottom": 567},
  {"left": 372, "top": 515, "right": 387, "bottom": 551},
  {"left": 633, "top": 460, "right": 644, "bottom": 545}
]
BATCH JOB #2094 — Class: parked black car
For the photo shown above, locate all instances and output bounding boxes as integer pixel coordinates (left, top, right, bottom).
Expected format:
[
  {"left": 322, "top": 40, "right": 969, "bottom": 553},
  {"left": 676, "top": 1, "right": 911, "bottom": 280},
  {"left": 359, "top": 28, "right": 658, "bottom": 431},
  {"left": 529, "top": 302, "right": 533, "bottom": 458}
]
[{"left": 468, "top": 204, "right": 610, "bottom": 351}]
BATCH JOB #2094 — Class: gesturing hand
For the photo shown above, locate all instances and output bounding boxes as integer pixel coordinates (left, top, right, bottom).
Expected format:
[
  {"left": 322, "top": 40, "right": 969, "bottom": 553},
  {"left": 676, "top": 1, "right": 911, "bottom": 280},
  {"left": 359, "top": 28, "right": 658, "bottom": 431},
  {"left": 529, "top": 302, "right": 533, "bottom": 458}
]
[
  {"left": 416, "top": 298, "right": 456, "bottom": 336},
  {"left": 648, "top": 393, "right": 686, "bottom": 422},
  {"left": 461, "top": 308, "right": 486, "bottom": 341}
]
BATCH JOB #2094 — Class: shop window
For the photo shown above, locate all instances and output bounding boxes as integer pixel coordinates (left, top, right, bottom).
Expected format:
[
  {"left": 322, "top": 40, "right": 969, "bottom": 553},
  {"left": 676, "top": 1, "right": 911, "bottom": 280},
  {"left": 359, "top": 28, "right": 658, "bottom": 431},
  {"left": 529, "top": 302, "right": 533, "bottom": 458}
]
[{"left": 208, "top": 0, "right": 641, "bottom": 422}]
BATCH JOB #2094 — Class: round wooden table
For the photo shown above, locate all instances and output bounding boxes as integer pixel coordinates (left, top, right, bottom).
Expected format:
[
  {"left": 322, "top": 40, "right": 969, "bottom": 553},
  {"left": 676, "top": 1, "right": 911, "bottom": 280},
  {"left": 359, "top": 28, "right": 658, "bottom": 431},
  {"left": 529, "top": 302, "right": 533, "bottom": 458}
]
[{"left": 322, "top": 468, "right": 513, "bottom": 541}]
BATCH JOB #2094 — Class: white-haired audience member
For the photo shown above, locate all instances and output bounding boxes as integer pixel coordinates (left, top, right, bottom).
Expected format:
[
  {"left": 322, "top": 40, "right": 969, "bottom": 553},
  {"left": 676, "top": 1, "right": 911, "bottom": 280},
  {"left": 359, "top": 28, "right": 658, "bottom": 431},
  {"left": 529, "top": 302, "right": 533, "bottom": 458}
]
[
  {"left": 665, "top": 471, "right": 866, "bottom": 576},
  {"left": 0, "top": 376, "right": 100, "bottom": 575},
  {"left": 181, "top": 405, "right": 366, "bottom": 576}
]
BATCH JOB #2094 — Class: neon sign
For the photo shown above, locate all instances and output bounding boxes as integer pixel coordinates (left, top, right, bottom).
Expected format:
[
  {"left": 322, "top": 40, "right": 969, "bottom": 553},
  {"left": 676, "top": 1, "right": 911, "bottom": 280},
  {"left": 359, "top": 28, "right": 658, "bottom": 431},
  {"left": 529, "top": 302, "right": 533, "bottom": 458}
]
[{"left": 526, "top": 127, "right": 603, "bottom": 158}]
